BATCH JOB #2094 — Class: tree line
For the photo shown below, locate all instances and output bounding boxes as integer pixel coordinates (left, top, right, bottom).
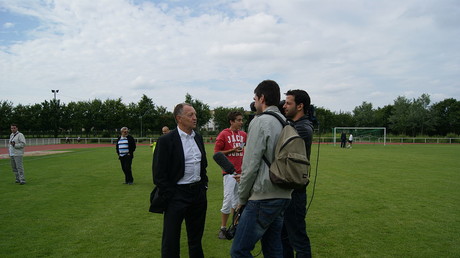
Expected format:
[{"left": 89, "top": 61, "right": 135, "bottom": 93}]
[{"left": 1, "top": 93, "right": 459, "bottom": 138}]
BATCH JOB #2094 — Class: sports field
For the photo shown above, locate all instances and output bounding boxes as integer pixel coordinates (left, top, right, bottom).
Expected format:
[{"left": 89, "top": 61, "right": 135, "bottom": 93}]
[{"left": 0, "top": 143, "right": 459, "bottom": 257}]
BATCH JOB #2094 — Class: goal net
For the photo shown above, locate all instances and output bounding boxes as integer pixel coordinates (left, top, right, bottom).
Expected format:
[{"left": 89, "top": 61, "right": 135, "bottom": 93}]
[{"left": 333, "top": 127, "right": 386, "bottom": 146}]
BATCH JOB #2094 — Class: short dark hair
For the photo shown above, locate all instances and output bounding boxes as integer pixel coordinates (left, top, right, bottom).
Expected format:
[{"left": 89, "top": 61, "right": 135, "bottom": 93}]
[
  {"left": 254, "top": 80, "right": 280, "bottom": 106},
  {"left": 173, "top": 103, "right": 192, "bottom": 122},
  {"left": 227, "top": 111, "right": 243, "bottom": 123},
  {"left": 11, "top": 124, "right": 18, "bottom": 127},
  {"left": 285, "top": 89, "right": 311, "bottom": 114}
]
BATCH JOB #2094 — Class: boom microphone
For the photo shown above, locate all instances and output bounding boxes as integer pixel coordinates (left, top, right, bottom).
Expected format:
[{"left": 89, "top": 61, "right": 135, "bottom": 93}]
[{"left": 213, "top": 152, "right": 235, "bottom": 175}]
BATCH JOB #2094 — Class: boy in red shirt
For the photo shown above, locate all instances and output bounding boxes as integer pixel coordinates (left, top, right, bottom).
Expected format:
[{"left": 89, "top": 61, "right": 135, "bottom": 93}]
[{"left": 214, "top": 111, "right": 247, "bottom": 239}]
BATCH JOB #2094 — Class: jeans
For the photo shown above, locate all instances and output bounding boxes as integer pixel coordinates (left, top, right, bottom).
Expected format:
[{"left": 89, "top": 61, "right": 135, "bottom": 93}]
[
  {"left": 281, "top": 189, "right": 311, "bottom": 258},
  {"left": 231, "top": 198, "right": 290, "bottom": 258}
]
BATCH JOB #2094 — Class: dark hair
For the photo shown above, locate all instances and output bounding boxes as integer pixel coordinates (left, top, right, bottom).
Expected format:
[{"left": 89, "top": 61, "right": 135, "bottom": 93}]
[
  {"left": 11, "top": 124, "right": 18, "bottom": 127},
  {"left": 254, "top": 80, "right": 280, "bottom": 106},
  {"left": 173, "top": 103, "right": 192, "bottom": 122},
  {"left": 285, "top": 89, "right": 311, "bottom": 114},
  {"left": 227, "top": 111, "right": 243, "bottom": 123}
]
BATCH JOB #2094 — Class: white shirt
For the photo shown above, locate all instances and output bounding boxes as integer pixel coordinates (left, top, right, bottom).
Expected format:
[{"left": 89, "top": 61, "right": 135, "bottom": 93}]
[{"left": 176, "top": 128, "right": 202, "bottom": 184}]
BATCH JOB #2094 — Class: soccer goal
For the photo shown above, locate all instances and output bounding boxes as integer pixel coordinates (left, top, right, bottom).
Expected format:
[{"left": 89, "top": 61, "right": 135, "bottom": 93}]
[{"left": 333, "top": 127, "right": 387, "bottom": 146}]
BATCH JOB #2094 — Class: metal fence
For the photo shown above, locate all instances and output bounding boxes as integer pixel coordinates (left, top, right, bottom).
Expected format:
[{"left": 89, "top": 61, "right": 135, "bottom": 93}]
[{"left": 2, "top": 137, "right": 460, "bottom": 148}]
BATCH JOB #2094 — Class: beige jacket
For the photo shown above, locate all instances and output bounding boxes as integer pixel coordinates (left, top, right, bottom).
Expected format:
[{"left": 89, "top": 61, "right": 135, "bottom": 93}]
[
  {"left": 9, "top": 132, "right": 26, "bottom": 156},
  {"left": 238, "top": 106, "right": 292, "bottom": 205}
]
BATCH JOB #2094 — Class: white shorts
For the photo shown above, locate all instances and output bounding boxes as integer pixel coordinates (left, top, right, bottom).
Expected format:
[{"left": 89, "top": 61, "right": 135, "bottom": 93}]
[{"left": 220, "top": 174, "right": 239, "bottom": 214}]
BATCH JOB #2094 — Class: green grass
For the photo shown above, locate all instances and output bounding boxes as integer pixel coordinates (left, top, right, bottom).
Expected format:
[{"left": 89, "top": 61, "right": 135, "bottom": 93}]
[{"left": 1, "top": 143, "right": 459, "bottom": 257}]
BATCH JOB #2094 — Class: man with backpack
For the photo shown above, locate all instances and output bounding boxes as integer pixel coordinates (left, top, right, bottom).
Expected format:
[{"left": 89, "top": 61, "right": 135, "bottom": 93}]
[
  {"left": 230, "top": 80, "right": 292, "bottom": 257},
  {"left": 281, "top": 89, "right": 314, "bottom": 258}
]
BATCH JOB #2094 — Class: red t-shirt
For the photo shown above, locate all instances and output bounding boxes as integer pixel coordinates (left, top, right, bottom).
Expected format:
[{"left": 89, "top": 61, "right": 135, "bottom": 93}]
[{"left": 214, "top": 128, "right": 247, "bottom": 174}]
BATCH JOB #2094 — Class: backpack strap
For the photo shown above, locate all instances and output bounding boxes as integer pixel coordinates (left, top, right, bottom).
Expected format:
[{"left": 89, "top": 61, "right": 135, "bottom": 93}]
[
  {"left": 261, "top": 111, "right": 288, "bottom": 127},
  {"left": 261, "top": 111, "right": 287, "bottom": 167}
]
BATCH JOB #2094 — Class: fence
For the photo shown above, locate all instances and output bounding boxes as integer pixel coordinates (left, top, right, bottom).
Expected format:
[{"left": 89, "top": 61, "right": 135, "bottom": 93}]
[
  {"left": 321, "top": 137, "right": 460, "bottom": 145},
  {"left": 2, "top": 137, "right": 460, "bottom": 149}
]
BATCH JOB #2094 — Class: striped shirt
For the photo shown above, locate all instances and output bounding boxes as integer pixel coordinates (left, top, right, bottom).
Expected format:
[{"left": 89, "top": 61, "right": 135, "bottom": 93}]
[{"left": 118, "top": 137, "right": 129, "bottom": 156}]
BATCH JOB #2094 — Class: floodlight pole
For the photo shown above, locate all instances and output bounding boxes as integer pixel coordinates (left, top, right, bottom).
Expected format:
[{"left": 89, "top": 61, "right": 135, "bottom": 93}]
[{"left": 51, "top": 89, "right": 59, "bottom": 100}]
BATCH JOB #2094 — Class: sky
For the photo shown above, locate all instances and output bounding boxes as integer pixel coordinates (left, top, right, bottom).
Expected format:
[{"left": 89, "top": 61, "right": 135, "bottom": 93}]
[{"left": 1, "top": 0, "right": 459, "bottom": 113}]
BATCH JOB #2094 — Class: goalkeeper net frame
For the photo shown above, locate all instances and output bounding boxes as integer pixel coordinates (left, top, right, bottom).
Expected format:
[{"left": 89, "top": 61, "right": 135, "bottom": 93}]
[{"left": 333, "top": 127, "right": 387, "bottom": 146}]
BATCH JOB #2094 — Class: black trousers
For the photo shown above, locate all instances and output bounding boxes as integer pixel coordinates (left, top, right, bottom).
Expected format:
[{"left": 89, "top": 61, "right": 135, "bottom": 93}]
[
  {"left": 162, "top": 183, "right": 207, "bottom": 258},
  {"left": 119, "top": 155, "right": 133, "bottom": 183}
]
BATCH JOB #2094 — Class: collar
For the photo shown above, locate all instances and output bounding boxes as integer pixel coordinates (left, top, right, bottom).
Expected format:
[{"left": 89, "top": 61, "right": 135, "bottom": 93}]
[{"left": 178, "top": 127, "right": 195, "bottom": 138}]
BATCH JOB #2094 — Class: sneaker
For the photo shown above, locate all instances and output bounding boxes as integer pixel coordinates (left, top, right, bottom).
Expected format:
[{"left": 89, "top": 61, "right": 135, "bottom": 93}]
[
  {"left": 218, "top": 228, "right": 227, "bottom": 239},
  {"left": 20, "top": 181, "right": 26, "bottom": 185}
]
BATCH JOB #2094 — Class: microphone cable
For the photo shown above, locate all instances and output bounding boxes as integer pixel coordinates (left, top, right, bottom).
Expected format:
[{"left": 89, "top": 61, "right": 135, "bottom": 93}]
[{"left": 306, "top": 122, "right": 320, "bottom": 213}]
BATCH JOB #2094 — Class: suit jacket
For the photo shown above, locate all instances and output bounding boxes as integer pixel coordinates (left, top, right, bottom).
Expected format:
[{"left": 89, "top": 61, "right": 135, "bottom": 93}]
[{"left": 152, "top": 128, "right": 208, "bottom": 198}]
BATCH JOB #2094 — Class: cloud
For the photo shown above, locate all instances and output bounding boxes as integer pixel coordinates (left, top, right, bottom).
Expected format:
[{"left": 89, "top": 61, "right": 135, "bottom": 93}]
[
  {"left": 0, "top": 0, "right": 459, "bottom": 113},
  {"left": 3, "top": 22, "right": 15, "bottom": 28}
]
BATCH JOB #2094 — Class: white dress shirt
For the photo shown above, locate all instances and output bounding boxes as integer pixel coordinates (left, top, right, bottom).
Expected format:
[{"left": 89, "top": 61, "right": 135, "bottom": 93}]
[{"left": 177, "top": 128, "right": 202, "bottom": 184}]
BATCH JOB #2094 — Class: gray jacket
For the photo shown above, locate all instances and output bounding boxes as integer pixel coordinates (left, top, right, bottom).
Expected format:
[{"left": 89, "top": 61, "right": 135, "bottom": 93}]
[
  {"left": 238, "top": 106, "right": 292, "bottom": 205},
  {"left": 9, "top": 132, "right": 26, "bottom": 156}
]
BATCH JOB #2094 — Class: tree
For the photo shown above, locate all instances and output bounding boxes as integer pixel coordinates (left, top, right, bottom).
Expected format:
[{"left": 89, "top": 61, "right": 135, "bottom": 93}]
[
  {"left": 185, "top": 93, "right": 212, "bottom": 130},
  {"left": 315, "top": 107, "right": 335, "bottom": 134},
  {"left": 430, "top": 98, "right": 460, "bottom": 135},
  {"left": 137, "top": 94, "right": 158, "bottom": 137},
  {"left": 374, "top": 105, "right": 393, "bottom": 129},
  {"left": 101, "top": 98, "right": 127, "bottom": 136},
  {"left": 0, "top": 100, "right": 14, "bottom": 135},
  {"left": 353, "top": 101, "right": 375, "bottom": 127},
  {"left": 213, "top": 106, "right": 246, "bottom": 132},
  {"left": 389, "top": 96, "right": 411, "bottom": 135},
  {"left": 407, "top": 94, "right": 432, "bottom": 136}
]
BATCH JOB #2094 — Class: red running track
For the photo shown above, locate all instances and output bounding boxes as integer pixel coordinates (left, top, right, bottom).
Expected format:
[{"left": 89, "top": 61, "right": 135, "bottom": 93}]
[{"left": 0, "top": 144, "right": 114, "bottom": 155}]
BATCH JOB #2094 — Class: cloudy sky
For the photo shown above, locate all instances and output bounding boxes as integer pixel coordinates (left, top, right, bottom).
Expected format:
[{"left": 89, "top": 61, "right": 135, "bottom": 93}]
[{"left": 1, "top": 0, "right": 459, "bottom": 113}]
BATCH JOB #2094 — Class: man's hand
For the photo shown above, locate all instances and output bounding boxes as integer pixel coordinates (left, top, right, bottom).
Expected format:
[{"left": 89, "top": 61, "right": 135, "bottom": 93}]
[{"left": 233, "top": 174, "right": 241, "bottom": 183}]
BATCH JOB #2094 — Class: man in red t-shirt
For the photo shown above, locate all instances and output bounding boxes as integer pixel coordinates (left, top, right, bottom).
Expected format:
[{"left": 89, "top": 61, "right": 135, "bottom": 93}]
[{"left": 214, "top": 111, "right": 247, "bottom": 239}]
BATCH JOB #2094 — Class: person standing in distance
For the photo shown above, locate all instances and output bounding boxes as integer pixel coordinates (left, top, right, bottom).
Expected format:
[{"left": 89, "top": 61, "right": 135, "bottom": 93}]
[
  {"left": 214, "top": 111, "right": 246, "bottom": 239},
  {"left": 9, "top": 124, "right": 26, "bottom": 185},
  {"left": 161, "top": 126, "right": 170, "bottom": 135},
  {"left": 152, "top": 103, "right": 208, "bottom": 258},
  {"left": 340, "top": 131, "right": 347, "bottom": 148},
  {"left": 231, "top": 80, "right": 292, "bottom": 257},
  {"left": 282, "top": 89, "right": 314, "bottom": 258},
  {"left": 348, "top": 133, "right": 353, "bottom": 148},
  {"left": 116, "top": 127, "right": 136, "bottom": 185}
]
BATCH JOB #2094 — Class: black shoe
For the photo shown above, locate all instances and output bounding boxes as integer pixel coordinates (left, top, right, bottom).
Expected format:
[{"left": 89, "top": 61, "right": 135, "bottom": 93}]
[
  {"left": 127, "top": 182, "right": 133, "bottom": 185},
  {"left": 20, "top": 181, "right": 26, "bottom": 185}
]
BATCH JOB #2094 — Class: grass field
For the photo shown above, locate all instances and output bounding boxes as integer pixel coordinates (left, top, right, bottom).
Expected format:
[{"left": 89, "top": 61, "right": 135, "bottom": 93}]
[{"left": 1, "top": 143, "right": 459, "bottom": 257}]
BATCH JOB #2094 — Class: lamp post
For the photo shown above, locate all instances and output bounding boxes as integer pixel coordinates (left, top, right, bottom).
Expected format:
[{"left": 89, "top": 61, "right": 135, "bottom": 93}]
[
  {"left": 50, "top": 90, "right": 60, "bottom": 138},
  {"left": 51, "top": 89, "right": 59, "bottom": 100},
  {"left": 140, "top": 115, "right": 143, "bottom": 138}
]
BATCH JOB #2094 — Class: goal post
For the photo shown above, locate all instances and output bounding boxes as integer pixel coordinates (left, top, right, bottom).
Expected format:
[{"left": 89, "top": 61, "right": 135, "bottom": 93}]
[{"left": 333, "top": 127, "right": 386, "bottom": 146}]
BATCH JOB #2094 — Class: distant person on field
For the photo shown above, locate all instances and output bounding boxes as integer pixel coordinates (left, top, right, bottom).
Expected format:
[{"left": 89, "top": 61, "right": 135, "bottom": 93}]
[
  {"left": 9, "top": 124, "right": 26, "bottom": 185},
  {"left": 347, "top": 133, "right": 353, "bottom": 148},
  {"left": 152, "top": 103, "right": 208, "bottom": 258},
  {"left": 116, "top": 127, "right": 136, "bottom": 185},
  {"left": 282, "top": 89, "right": 314, "bottom": 258},
  {"left": 214, "top": 111, "right": 247, "bottom": 239},
  {"left": 161, "top": 126, "right": 170, "bottom": 135},
  {"left": 340, "top": 131, "right": 347, "bottom": 148}
]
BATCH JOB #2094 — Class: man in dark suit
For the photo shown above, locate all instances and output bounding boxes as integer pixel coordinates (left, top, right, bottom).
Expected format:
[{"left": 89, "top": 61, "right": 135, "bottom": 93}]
[{"left": 152, "top": 103, "right": 208, "bottom": 258}]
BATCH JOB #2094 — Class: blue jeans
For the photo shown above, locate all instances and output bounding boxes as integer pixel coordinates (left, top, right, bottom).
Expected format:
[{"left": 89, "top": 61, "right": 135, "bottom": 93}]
[
  {"left": 231, "top": 198, "right": 290, "bottom": 258},
  {"left": 281, "top": 189, "right": 311, "bottom": 258}
]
